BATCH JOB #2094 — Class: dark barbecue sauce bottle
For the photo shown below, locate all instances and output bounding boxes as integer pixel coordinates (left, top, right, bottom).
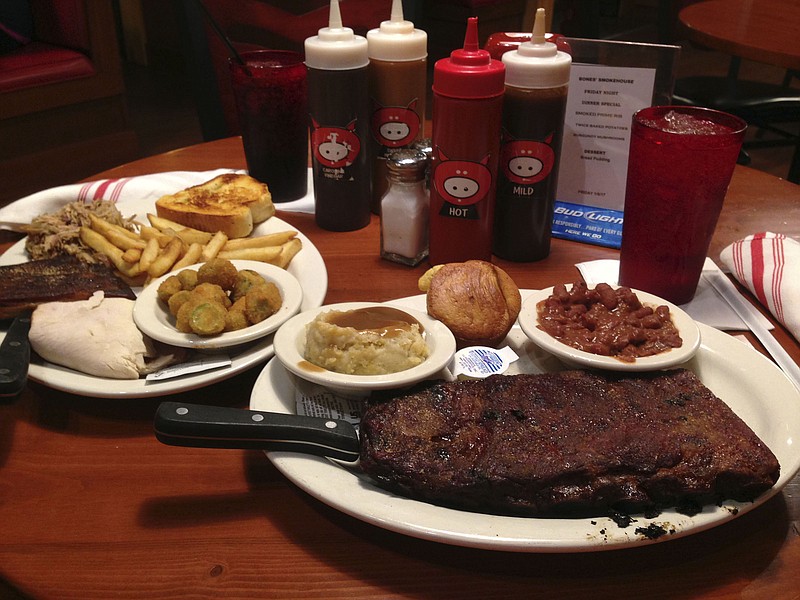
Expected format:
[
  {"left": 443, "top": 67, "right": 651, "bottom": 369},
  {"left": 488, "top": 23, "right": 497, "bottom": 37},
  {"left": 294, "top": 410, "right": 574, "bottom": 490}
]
[
  {"left": 492, "top": 8, "right": 571, "bottom": 261},
  {"left": 305, "top": 0, "right": 371, "bottom": 231},
  {"left": 366, "top": 0, "right": 428, "bottom": 213}
]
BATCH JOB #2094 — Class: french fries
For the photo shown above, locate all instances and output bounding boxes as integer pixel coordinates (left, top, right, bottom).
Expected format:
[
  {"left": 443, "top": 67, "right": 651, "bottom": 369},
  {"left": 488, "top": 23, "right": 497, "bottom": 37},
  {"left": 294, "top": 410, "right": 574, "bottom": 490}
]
[
  {"left": 83, "top": 215, "right": 301, "bottom": 284},
  {"left": 217, "top": 246, "right": 282, "bottom": 262},
  {"left": 200, "top": 231, "right": 228, "bottom": 262}
]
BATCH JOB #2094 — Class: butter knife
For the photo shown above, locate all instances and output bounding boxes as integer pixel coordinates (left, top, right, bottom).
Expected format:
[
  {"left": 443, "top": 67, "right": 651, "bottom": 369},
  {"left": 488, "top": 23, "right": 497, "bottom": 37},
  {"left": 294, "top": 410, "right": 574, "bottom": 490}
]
[
  {"left": 0, "top": 311, "right": 31, "bottom": 397},
  {"left": 706, "top": 271, "right": 800, "bottom": 391}
]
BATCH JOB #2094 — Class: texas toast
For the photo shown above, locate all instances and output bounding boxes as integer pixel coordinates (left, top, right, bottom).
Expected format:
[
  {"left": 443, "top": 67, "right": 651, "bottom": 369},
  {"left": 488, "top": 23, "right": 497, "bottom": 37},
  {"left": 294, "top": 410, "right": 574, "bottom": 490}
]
[{"left": 155, "top": 173, "right": 275, "bottom": 238}]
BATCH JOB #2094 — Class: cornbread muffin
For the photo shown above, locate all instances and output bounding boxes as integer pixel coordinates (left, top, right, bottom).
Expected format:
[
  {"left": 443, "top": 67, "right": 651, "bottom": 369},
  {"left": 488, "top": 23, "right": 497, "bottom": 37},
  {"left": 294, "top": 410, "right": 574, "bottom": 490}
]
[
  {"left": 421, "top": 260, "right": 521, "bottom": 348},
  {"left": 304, "top": 307, "right": 429, "bottom": 375}
]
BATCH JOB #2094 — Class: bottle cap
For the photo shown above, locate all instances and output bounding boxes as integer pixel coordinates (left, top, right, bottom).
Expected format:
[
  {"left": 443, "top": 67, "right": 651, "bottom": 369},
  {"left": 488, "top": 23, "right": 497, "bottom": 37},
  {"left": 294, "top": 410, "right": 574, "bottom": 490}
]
[
  {"left": 502, "top": 8, "right": 571, "bottom": 89},
  {"left": 304, "top": 0, "right": 368, "bottom": 70},
  {"left": 367, "top": 0, "right": 427, "bottom": 62},
  {"left": 432, "top": 17, "right": 505, "bottom": 99},
  {"left": 385, "top": 148, "right": 428, "bottom": 182},
  {"left": 410, "top": 138, "right": 432, "bottom": 160}
]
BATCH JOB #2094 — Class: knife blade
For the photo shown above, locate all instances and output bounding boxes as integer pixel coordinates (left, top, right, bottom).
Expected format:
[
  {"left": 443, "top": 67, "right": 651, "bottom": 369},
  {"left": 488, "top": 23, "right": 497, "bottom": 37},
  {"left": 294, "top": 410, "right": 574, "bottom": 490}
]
[
  {"left": 154, "top": 401, "right": 361, "bottom": 462},
  {"left": 0, "top": 311, "right": 31, "bottom": 397}
]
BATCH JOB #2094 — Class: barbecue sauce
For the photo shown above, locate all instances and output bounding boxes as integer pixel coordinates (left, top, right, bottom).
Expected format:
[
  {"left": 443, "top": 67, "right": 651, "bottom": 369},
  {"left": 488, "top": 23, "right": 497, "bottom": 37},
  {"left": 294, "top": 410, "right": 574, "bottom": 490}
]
[
  {"left": 305, "top": 0, "right": 371, "bottom": 231},
  {"left": 367, "top": 0, "right": 428, "bottom": 211},
  {"left": 492, "top": 8, "right": 571, "bottom": 261}
]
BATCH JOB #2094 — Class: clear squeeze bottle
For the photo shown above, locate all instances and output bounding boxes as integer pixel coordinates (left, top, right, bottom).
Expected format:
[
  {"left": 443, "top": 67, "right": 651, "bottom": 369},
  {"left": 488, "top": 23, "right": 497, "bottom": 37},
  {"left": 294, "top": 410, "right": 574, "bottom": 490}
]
[
  {"left": 367, "top": 0, "right": 428, "bottom": 213},
  {"left": 428, "top": 17, "right": 505, "bottom": 265},
  {"left": 492, "top": 8, "right": 571, "bottom": 261},
  {"left": 305, "top": 0, "right": 371, "bottom": 231}
]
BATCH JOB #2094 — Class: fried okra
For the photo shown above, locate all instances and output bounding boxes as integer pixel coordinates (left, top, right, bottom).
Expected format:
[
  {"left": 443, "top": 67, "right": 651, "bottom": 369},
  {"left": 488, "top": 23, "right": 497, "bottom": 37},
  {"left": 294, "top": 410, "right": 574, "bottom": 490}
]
[
  {"left": 197, "top": 258, "right": 238, "bottom": 291},
  {"left": 157, "top": 275, "right": 183, "bottom": 303},
  {"left": 188, "top": 301, "right": 227, "bottom": 335},
  {"left": 156, "top": 259, "right": 282, "bottom": 336},
  {"left": 231, "top": 269, "right": 267, "bottom": 303},
  {"left": 244, "top": 282, "right": 282, "bottom": 324}
]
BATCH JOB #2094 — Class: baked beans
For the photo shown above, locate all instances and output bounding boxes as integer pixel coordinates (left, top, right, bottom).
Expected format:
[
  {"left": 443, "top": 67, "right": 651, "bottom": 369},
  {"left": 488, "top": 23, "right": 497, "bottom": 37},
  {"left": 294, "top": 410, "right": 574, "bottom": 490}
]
[{"left": 536, "top": 282, "right": 683, "bottom": 362}]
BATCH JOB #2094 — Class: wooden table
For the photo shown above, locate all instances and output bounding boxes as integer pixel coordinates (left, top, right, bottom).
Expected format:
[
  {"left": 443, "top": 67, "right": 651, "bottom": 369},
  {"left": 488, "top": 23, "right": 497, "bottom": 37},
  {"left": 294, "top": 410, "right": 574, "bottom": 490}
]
[
  {"left": 1, "top": 137, "right": 799, "bottom": 599},
  {"left": 679, "top": 0, "right": 800, "bottom": 72}
]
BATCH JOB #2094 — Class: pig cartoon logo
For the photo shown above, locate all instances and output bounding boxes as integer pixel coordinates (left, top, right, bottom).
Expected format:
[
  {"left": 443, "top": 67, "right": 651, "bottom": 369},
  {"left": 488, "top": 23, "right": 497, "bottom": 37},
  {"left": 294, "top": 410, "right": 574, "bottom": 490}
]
[
  {"left": 432, "top": 149, "right": 493, "bottom": 218},
  {"left": 310, "top": 118, "right": 361, "bottom": 168},
  {"left": 500, "top": 132, "right": 555, "bottom": 185},
  {"left": 370, "top": 99, "right": 420, "bottom": 148}
]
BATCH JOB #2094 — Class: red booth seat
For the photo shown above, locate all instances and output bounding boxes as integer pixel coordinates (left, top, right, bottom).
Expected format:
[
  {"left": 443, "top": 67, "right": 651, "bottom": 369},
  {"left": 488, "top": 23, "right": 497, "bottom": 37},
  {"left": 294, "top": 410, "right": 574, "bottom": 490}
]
[
  {"left": 0, "top": 0, "right": 139, "bottom": 205},
  {"left": 0, "top": 41, "right": 95, "bottom": 92}
]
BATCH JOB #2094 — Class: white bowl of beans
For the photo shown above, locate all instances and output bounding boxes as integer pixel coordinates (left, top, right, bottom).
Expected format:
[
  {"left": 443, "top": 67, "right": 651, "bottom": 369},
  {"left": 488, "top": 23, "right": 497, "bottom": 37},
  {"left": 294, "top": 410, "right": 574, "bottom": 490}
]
[{"left": 518, "top": 282, "right": 701, "bottom": 372}]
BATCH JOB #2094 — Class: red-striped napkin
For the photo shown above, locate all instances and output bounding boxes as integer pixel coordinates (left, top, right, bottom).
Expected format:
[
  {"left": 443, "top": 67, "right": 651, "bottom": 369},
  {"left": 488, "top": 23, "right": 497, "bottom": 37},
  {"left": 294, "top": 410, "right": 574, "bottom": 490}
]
[
  {"left": 719, "top": 232, "right": 800, "bottom": 342},
  {"left": 0, "top": 169, "right": 315, "bottom": 231}
]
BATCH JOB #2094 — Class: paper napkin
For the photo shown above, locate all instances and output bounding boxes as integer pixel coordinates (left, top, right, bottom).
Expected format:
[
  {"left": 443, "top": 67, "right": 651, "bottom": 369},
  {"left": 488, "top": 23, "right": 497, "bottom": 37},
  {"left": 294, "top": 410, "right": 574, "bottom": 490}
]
[{"left": 719, "top": 232, "right": 800, "bottom": 342}]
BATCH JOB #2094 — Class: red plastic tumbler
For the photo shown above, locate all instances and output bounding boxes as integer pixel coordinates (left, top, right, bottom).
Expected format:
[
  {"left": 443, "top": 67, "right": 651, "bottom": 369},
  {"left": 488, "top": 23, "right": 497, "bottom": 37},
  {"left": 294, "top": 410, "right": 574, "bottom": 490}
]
[
  {"left": 229, "top": 50, "right": 308, "bottom": 202},
  {"left": 618, "top": 106, "right": 746, "bottom": 304}
]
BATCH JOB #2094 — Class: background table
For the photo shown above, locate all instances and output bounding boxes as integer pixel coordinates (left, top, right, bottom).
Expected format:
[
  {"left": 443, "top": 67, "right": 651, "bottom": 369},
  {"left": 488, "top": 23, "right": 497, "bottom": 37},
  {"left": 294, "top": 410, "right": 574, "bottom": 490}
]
[
  {"left": 679, "top": 0, "right": 800, "bottom": 72},
  {"left": 1, "top": 137, "right": 799, "bottom": 599}
]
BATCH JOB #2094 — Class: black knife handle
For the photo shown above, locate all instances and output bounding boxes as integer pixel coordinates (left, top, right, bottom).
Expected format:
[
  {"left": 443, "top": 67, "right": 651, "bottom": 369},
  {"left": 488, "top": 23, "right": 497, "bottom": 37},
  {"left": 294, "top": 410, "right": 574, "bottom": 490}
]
[
  {"left": 0, "top": 313, "right": 31, "bottom": 398},
  {"left": 154, "top": 401, "right": 360, "bottom": 462}
]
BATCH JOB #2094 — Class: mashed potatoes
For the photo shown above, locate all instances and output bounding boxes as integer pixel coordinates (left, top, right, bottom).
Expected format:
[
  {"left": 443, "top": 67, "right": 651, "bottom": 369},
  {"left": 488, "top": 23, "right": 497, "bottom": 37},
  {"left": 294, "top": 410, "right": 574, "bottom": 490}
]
[{"left": 304, "top": 307, "right": 429, "bottom": 375}]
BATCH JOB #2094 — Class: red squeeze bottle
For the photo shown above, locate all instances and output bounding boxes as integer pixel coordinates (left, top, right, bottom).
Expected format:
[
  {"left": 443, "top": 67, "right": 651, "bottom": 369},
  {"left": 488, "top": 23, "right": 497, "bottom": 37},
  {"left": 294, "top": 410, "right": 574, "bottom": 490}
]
[{"left": 428, "top": 17, "right": 505, "bottom": 264}]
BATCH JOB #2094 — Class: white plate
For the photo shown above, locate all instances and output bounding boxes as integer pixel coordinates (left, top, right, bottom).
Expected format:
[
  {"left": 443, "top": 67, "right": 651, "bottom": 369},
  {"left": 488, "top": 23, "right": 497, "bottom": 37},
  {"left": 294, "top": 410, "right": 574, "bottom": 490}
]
[
  {"left": 250, "top": 293, "right": 800, "bottom": 553},
  {"left": 0, "top": 183, "right": 327, "bottom": 398},
  {"left": 519, "top": 285, "right": 701, "bottom": 372},
  {"left": 273, "top": 302, "right": 456, "bottom": 393},
  {"left": 134, "top": 261, "right": 303, "bottom": 350}
]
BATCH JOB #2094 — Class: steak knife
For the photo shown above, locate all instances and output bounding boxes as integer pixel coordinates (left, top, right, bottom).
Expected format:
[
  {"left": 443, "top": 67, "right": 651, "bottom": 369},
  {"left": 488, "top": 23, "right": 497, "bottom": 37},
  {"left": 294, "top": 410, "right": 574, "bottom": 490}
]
[
  {"left": 0, "top": 311, "right": 31, "bottom": 397},
  {"left": 155, "top": 401, "right": 361, "bottom": 462}
]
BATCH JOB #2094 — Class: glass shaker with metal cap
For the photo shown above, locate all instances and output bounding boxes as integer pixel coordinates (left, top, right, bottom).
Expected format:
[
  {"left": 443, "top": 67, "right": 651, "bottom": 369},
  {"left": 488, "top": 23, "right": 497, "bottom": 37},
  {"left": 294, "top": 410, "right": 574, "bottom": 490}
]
[{"left": 380, "top": 148, "right": 429, "bottom": 266}]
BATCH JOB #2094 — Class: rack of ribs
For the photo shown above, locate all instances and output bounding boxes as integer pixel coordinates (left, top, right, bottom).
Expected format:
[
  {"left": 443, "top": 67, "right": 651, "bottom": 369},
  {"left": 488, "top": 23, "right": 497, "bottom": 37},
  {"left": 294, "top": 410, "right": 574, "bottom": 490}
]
[
  {"left": 0, "top": 255, "right": 135, "bottom": 319},
  {"left": 360, "top": 369, "right": 780, "bottom": 517}
]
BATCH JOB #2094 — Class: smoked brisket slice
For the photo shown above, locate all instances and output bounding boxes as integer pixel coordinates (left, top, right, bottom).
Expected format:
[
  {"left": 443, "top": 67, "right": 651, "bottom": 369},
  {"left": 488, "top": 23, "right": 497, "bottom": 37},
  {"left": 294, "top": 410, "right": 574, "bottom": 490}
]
[
  {"left": 0, "top": 255, "right": 136, "bottom": 319},
  {"left": 359, "top": 370, "right": 780, "bottom": 517}
]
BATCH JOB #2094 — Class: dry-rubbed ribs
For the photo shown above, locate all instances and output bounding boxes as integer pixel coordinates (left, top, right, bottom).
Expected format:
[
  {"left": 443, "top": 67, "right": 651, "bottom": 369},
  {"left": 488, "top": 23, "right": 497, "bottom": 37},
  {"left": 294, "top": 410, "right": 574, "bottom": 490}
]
[
  {"left": 360, "top": 369, "right": 780, "bottom": 517},
  {"left": 0, "top": 255, "right": 135, "bottom": 319}
]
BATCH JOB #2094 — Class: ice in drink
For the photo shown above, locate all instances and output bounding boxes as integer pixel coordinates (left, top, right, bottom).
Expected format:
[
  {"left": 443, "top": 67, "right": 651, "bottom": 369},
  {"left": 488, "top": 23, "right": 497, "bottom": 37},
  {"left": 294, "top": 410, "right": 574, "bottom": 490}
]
[{"left": 619, "top": 106, "right": 746, "bottom": 304}]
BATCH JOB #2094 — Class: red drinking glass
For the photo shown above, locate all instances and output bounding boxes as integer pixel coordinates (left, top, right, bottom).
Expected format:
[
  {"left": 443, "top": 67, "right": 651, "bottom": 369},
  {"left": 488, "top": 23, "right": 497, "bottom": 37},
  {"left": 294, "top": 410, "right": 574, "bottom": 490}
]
[
  {"left": 618, "top": 106, "right": 746, "bottom": 304},
  {"left": 229, "top": 51, "right": 308, "bottom": 202}
]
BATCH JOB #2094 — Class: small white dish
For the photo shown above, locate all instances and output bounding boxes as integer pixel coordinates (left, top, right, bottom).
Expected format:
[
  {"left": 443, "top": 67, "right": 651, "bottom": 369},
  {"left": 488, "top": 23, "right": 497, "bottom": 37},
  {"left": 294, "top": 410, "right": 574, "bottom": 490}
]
[
  {"left": 134, "top": 260, "right": 303, "bottom": 350},
  {"left": 518, "top": 285, "right": 701, "bottom": 372},
  {"left": 273, "top": 301, "right": 456, "bottom": 392}
]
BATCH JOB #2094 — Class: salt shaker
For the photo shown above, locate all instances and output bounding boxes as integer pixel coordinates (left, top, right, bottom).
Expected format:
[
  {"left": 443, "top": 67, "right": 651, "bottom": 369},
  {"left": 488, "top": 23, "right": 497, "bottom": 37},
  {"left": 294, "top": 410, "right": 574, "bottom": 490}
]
[{"left": 380, "top": 149, "right": 429, "bottom": 266}]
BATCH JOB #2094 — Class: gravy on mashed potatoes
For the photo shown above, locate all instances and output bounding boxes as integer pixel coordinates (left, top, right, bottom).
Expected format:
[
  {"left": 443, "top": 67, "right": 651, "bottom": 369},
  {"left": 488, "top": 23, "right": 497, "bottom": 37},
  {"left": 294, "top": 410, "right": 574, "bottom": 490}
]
[{"left": 304, "top": 307, "right": 429, "bottom": 375}]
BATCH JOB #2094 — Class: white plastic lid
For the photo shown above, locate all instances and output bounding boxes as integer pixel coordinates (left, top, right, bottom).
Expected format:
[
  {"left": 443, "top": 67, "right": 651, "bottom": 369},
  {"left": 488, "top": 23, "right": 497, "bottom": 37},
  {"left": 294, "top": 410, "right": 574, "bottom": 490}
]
[
  {"left": 502, "top": 8, "right": 571, "bottom": 89},
  {"left": 367, "top": 0, "right": 427, "bottom": 62},
  {"left": 304, "top": 0, "right": 368, "bottom": 70}
]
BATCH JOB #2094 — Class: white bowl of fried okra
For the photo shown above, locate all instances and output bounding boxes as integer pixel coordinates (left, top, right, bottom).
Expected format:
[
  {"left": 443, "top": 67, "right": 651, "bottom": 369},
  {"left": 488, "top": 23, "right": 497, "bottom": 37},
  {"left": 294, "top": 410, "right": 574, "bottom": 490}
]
[{"left": 133, "top": 259, "right": 303, "bottom": 350}]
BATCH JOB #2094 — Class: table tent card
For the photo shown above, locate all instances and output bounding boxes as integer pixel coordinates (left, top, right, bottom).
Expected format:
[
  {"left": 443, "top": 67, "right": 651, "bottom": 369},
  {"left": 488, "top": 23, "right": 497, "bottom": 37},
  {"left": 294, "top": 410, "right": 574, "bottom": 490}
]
[{"left": 552, "top": 38, "right": 680, "bottom": 248}]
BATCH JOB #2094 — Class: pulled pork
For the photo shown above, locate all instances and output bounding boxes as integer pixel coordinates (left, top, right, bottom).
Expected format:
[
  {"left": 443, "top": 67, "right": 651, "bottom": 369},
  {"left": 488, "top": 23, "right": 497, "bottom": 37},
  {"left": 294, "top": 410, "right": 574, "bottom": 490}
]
[{"left": 24, "top": 200, "right": 136, "bottom": 264}]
